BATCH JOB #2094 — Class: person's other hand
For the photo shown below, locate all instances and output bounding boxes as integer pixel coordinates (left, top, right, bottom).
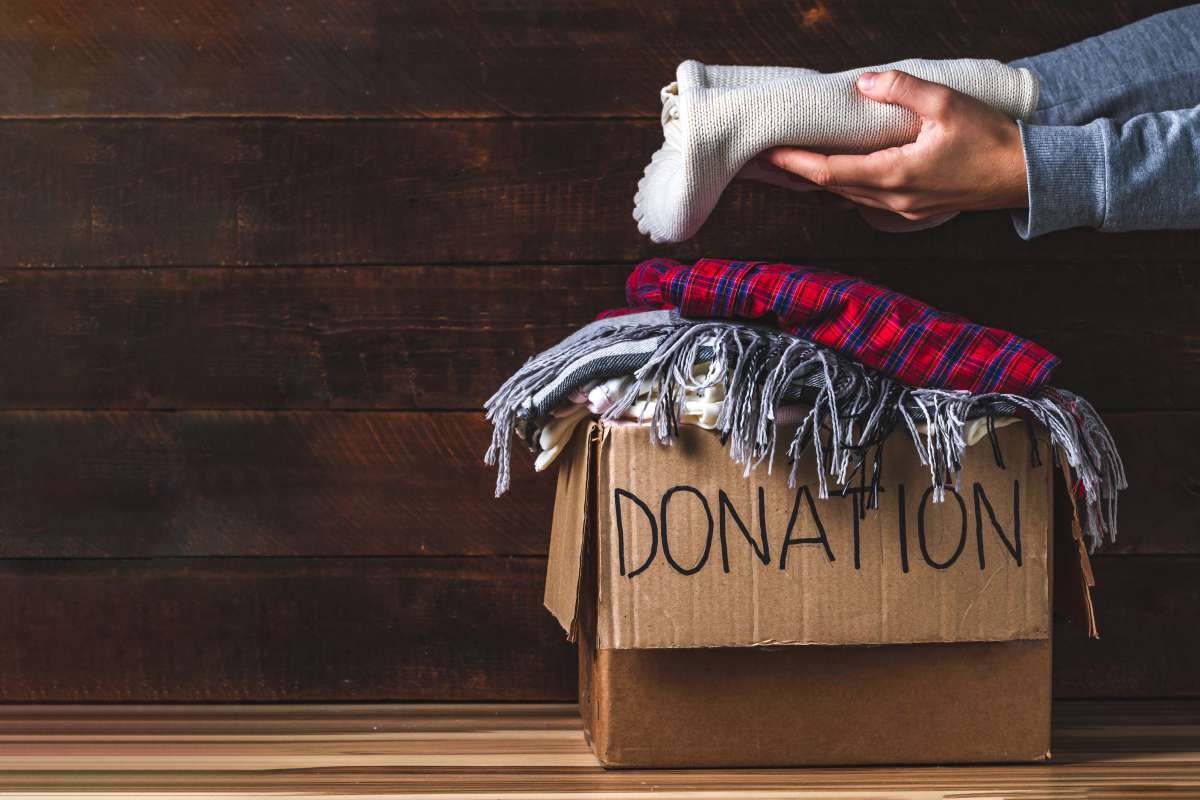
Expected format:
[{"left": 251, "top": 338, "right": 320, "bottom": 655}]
[{"left": 760, "top": 70, "right": 1029, "bottom": 221}]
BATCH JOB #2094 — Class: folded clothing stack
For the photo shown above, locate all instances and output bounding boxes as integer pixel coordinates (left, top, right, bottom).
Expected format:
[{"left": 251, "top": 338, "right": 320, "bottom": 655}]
[
  {"left": 633, "top": 59, "right": 1039, "bottom": 241},
  {"left": 486, "top": 258, "right": 1125, "bottom": 551}
]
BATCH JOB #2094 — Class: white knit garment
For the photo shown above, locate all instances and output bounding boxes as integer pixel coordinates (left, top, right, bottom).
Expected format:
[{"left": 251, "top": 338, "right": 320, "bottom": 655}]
[{"left": 632, "top": 59, "right": 1040, "bottom": 242}]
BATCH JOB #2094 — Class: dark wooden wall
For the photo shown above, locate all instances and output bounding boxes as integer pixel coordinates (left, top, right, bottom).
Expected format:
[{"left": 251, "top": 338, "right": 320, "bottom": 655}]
[{"left": 0, "top": 0, "right": 1195, "bottom": 701}]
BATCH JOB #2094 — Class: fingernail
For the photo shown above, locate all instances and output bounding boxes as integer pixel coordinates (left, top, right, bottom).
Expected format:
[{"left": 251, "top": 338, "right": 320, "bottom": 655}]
[{"left": 857, "top": 72, "right": 876, "bottom": 90}]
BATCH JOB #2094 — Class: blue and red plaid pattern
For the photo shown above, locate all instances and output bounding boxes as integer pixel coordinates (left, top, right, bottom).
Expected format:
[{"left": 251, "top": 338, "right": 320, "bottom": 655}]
[{"left": 602, "top": 258, "right": 1058, "bottom": 395}]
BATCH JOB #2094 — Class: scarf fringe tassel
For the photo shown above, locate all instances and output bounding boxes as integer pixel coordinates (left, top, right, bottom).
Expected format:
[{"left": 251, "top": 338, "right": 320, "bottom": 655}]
[{"left": 485, "top": 321, "right": 1126, "bottom": 551}]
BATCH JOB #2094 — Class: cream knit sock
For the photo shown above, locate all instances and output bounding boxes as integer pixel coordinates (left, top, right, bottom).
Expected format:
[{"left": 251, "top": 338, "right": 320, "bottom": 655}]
[{"left": 633, "top": 59, "right": 1039, "bottom": 243}]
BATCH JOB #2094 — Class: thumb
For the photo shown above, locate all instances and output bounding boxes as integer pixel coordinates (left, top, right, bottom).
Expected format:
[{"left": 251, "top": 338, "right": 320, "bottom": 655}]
[{"left": 856, "top": 69, "right": 954, "bottom": 119}]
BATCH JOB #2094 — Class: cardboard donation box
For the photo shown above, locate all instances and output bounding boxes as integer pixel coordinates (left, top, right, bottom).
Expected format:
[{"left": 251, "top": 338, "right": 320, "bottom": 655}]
[{"left": 545, "top": 420, "right": 1093, "bottom": 768}]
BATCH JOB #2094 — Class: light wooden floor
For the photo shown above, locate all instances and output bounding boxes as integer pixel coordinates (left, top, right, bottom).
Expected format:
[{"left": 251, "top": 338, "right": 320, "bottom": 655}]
[{"left": 0, "top": 702, "right": 1193, "bottom": 797}]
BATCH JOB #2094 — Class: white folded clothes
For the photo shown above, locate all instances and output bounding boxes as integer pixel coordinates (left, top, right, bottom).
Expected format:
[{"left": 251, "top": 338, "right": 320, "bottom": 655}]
[{"left": 633, "top": 58, "right": 1039, "bottom": 242}]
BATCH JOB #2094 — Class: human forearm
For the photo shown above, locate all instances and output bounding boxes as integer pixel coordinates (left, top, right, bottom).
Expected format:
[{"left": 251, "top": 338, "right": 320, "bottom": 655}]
[
  {"left": 1014, "top": 106, "right": 1200, "bottom": 238},
  {"left": 759, "top": 7, "right": 1200, "bottom": 235},
  {"left": 1010, "top": 5, "right": 1200, "bottom": 126}
]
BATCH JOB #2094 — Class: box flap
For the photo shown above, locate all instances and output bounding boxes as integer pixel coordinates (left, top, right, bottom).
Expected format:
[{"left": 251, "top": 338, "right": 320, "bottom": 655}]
[
  {"left": 543, "top": 420, "right": 597, "bottom": 641},
  {"left": 593, "top": 421, "right": 1051, "bottom": 649},
  {"left": 1054, "top": 449, "right": 1099, "bottom": 638}
]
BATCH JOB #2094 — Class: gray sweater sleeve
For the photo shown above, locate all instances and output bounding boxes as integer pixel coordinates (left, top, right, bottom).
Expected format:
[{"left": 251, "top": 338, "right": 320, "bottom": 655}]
[{"left": 1007, "top": 5, "right": 1200, "bottom": 238}]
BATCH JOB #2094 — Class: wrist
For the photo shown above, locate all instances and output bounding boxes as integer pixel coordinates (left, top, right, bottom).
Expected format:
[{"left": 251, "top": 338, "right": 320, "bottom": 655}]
[
  {"left": 1010, "top": 120, "right": 1108, "bottom": 239},
  {"left": 997, "top": 120, "right": 1030, "bottom": 209}
]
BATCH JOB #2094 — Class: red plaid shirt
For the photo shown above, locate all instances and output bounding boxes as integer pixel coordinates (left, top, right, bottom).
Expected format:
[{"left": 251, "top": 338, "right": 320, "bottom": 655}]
[{"left": 602, "top": 258, "right": 1057, "bottom": 395}]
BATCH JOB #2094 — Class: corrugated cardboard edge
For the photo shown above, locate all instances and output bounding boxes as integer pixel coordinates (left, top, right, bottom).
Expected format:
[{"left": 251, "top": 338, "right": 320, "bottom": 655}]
[
  {"left": 1055, "top": 449, "right": 1099, "bottom": 639},
  {"left": 543, "top": 420, "right": 601, "bottom": 642},
  {"left": 577, "top": 499, "right": 609, "bottom": 763}
]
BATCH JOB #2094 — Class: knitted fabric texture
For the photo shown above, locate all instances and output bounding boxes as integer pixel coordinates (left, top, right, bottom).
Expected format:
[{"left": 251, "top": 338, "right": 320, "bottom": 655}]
[
  {"left": 633, "top": 59, "right": 1039, "bottom": 243},
  {"left": 485, "top": 312, "right": 1125, "bottom": 551},
  {"left": 532, "top": 373, "right": 1018, "bottom": 475}
]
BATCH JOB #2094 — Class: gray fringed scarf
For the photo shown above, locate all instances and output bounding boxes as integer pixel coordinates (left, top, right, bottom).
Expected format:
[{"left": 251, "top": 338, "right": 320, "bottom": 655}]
[{"left": 485, "top": 311, "right": 1126, "bottom": 551}]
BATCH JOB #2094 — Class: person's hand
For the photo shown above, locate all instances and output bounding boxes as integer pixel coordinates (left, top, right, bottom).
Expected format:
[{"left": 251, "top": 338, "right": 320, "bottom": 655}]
[{"left": 760, "top": 70, "right": 1029, "bottom": 221}]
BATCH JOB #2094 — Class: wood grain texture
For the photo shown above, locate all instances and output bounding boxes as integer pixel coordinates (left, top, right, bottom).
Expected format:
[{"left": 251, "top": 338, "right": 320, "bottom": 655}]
[
  {"left": 0, "top": 266, "right": 625, "bottom": 410},
  {"left": 0, "top": 557, "right": 576, "bottom": 702},
  {"left": 0, "top": 0, "right": 1193, "bottom": 711},
  {"left": 5, "top": 121, "right": 1200, "bottom": 267},
  {"left": 0, "top": 264, "right": 1194, "bottom": 411},
  {"left": 1100, "top": 414, "right": 1200, "bottom": 556},
  {"left": 0, "top": 702, "right": 1194, "bottom": 795},
  {"left": 1056, "top": 557, "right": 1200, "bottom": 698},
  {"left": 0, "top": 1, "right": 1188, "bottom": 118},
  {"left": 0, "top": 411, "right": 1189, "bottom": 559},
  {"left": 0, "top": 554, "right": 1190, "bottom": 700},
  {"left": 0, "top": 411, "right": 554, "bottom": 558}
]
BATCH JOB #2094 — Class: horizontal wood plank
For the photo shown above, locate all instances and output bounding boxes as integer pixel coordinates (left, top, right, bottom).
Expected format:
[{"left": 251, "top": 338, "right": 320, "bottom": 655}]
[
  {"left": 3, "top": 0, "right": 1191, "bottom": 713},
  {"left": 0, "top": 1, "right": 1186, "bottom": 118},
  {"left": 0, "top": 703, "right": 1194, "bottom": 794},
  {"left": 0, "top": 556, "right": 576, "bottom": 701},
  {"left": 4, "top": 121, "right": 1200, "bottom": 266},
  {"left": 0, "top": 411, "right": 1189, "bottom": 558},
  {"left": 1100, "top": 414, "right": 1200, "bottom": 556},
  {"left": 0, "top": 411, "right": 555, "bottom": 557},
  {"left": 0, "top": 554, "right": 1189, "bottom": 700},
  {"left": 0, "top": 264, "right": 1193, "bottom": 411},
  {"left": 1055, "top": 556, "right": 1200, "bottom": 698},
  {"left": 0, "top": 266, "right": 624, "bottom": 410}
]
